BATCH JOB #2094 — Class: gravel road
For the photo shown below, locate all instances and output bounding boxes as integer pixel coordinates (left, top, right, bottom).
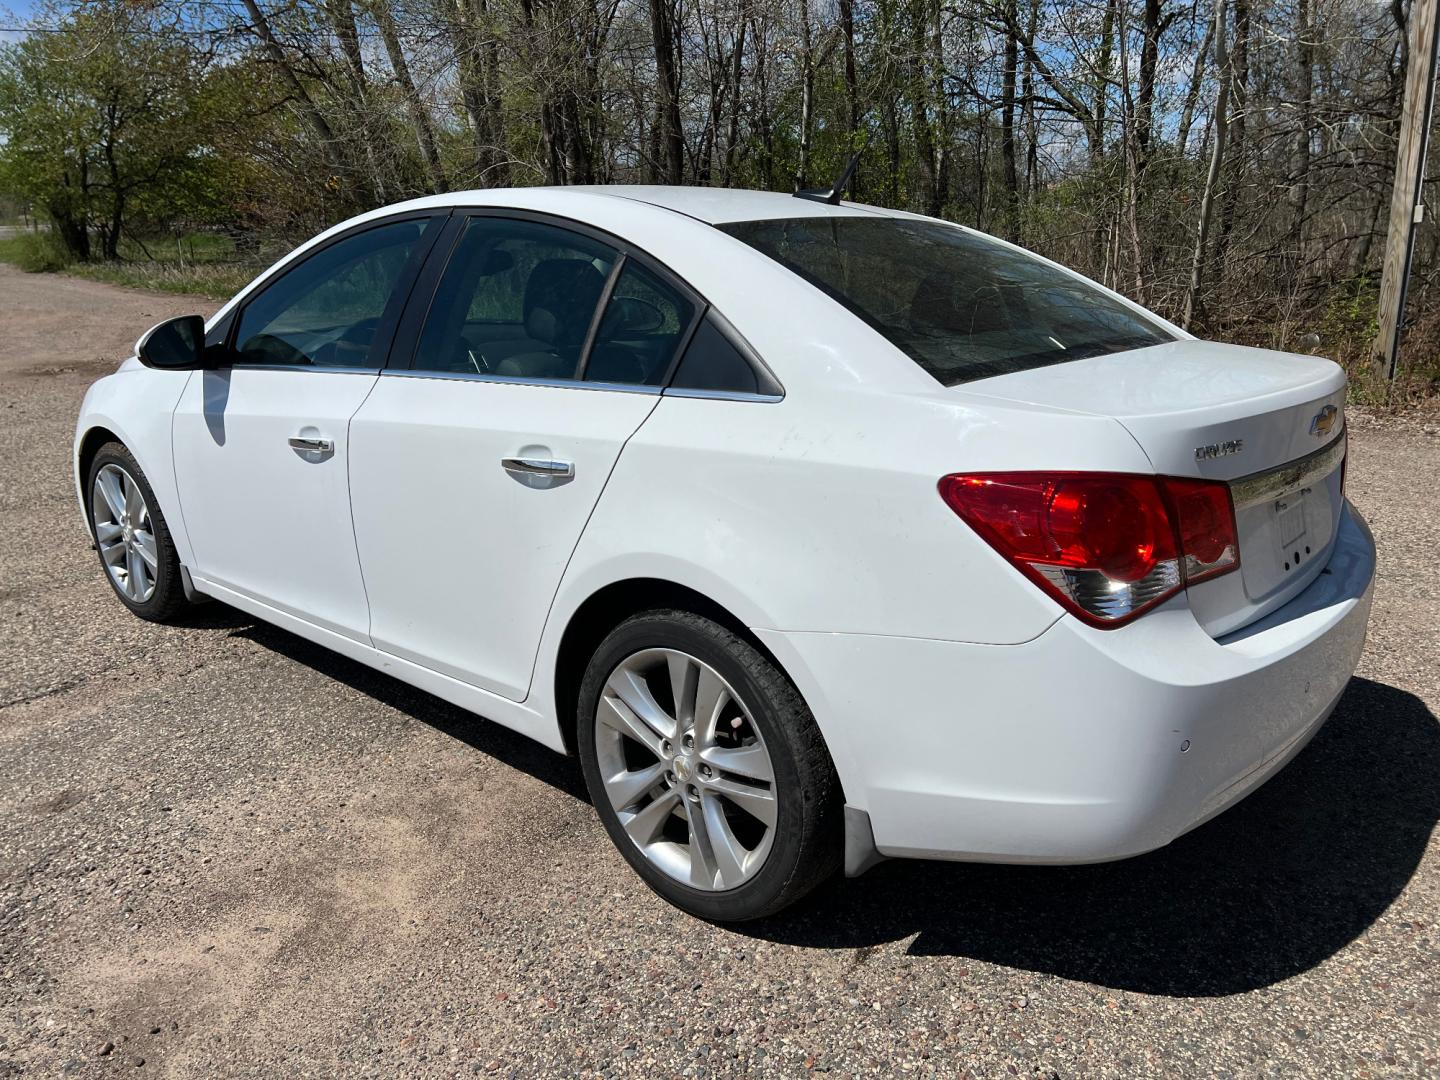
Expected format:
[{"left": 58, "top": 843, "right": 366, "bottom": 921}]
[{"left": 1, "top": 262, "right": 1437, "bottom": 1078}]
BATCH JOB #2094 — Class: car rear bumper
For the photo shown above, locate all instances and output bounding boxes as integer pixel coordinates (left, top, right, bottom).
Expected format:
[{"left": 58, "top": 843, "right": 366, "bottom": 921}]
[{"left": 756, "top": 501, "right": 1376, "bottom": 864}]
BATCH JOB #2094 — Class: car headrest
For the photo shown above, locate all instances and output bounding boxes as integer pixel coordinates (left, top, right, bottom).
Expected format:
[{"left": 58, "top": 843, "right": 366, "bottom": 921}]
[{"left": 523, "top": 259, "right": 608, "bottom": 348}]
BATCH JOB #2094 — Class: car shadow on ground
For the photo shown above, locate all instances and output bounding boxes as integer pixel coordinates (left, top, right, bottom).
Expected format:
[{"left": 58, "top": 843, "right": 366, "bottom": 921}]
[
  {"left": 746, "top": 676, "right": 1440, "bottom": 997},
  {"left": 227, "top": 614, "right": 1437, "bottom": 997}
]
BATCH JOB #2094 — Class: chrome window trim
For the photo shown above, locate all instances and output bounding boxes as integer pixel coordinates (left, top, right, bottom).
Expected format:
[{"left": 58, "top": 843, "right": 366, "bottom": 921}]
[
  {"left": 220, "top": 364, "right": 382, "bottom": 375},
  {"left": 662, "top": 387, "right": 785, "bottom": 404},
  {"left": 1229, "top": 429, "right": 1346, "bottom": 511},
  {"left": 379, "top": 368, "right": 663, "bottom": 395}
]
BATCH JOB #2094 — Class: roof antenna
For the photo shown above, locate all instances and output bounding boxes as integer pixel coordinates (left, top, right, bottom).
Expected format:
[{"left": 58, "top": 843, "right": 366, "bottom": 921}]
[{"left": 794, "top": 146, "right": 864, "bottom": 205}]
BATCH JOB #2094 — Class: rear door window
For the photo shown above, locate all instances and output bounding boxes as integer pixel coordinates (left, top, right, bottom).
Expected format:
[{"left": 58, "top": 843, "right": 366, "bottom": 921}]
[
  {"left": 414, "top": 217, "right": 618, "bottom": 381},
  {"left": 583, "top": 261, "right": 697, "bottom": 386},
  {"left": 720, "top": 217, "right": 1173, "bottom": 385}
]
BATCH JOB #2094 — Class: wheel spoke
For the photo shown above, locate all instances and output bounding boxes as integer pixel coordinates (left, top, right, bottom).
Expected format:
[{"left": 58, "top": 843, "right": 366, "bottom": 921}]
[
  {"left": 699, "top": 792, "right": 749, "bottom": 887},
  {"left": 123, "top": 474, "right": 144, "bottom": 520},
  {"left": 125, "top": 547, "right": 146, "bottom": 599},
  {"left": 100, "top": 539, "right": 127, "bottom": 566},
  {"left": 95, "top": 521, "right": 123, "bottom": 543},
  {"left": 667, "top": 653, "right": 697, "bottom": 731},
  {"left": 700, "top": 743, "right": 774, "bottom": 784},
  {"left": 132, "top": 530, "right": 159, "bottom": 571},
  {"left": 708, "top": 776, "right": 777, "bottom": 828},
  {"left": 605, "top": 762, "right": 666, "bottom": 812},
  {"left": 597, "top": 692, "right": 666, "bottom": 758},
  {"left": 622, "top": 789, "right": 681, "bottom": 846},
  {"left": 692, "top": 667, "right": 729, "bottom": 748},
  {"left": 96, "top": 471, "right": 124, "bottom": 520},
  {"left": 685, "top": 796, "right": 719, "bottom": 888},
  {"left": 607, "top": 665, "right": 678, "bottom": 741}
]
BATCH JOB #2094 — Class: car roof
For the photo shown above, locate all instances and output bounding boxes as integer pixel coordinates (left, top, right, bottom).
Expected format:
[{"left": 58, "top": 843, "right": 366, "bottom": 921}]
[{"left": 450, "top": 185, "right": 891, "bottom": 225}]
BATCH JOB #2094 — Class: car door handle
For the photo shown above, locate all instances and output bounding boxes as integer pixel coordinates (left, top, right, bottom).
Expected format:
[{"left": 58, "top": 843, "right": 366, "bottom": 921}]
[
  {"left": 501, "top": 457, "right": 574, "bottom": 478},
  {"left": 288, "top": 436, "right": 334, "bottom": 453}
]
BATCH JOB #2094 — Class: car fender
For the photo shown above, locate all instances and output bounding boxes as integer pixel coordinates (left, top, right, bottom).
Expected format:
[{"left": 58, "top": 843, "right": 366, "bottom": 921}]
[{"left": 74, "top": 368, "right": 197, "bottom": 570}]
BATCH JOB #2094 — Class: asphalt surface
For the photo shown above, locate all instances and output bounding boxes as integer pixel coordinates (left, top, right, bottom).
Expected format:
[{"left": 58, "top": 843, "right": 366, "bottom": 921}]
[{"left": 1, "top": 263, "right": 1437, "bottom": 1078}]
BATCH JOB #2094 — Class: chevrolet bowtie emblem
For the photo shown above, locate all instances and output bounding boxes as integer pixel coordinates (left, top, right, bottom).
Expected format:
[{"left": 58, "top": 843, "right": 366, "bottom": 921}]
[{"left": 1309, "top": 404, "right": 1338, "bottom": 438}]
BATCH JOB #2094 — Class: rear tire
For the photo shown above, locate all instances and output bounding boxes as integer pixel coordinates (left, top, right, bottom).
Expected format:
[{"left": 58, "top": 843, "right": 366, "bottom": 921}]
[
  {"left": 86, "top": 442, "right": 188, "bottom": 623},
  {"left": 577, "top": 610, "right": 842, "bottom": 921}
]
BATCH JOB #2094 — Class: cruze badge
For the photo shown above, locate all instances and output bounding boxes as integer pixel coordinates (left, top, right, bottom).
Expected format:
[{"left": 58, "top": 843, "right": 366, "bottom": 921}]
[
  {"left": 1194, "top": 439, "right": 1244, "bottom": 461},
  {"left": 1309, "top": 404, "right": 1338, "bottom": 438}
]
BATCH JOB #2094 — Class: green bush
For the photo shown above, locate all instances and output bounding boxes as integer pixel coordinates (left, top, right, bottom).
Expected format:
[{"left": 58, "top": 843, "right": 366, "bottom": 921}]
[{"left": 0, "top": 230, "right": 69, "bottom": 272}]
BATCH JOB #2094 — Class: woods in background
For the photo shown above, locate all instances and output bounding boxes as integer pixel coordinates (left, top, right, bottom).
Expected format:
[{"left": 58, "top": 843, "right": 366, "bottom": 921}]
[{"left": 0, "top": 0, "right": 1436, "bottom": 378}]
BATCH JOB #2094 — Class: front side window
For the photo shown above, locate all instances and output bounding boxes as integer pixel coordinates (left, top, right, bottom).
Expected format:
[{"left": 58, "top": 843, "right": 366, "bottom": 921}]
[
  {"left": 720, "top": 217, "right": 1173, "bottom": 385},
  {"left": 414, "top": 217, "right": 618, "bottom": 380},
  {"left": 233, "top": 219, "right": 427, "bottom": 367}
]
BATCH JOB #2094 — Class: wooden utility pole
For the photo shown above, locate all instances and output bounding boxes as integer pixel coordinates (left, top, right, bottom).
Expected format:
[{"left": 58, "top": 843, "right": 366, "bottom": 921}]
[{"left": 1373, "top": 0, "right": 1440, "bottom": 380}]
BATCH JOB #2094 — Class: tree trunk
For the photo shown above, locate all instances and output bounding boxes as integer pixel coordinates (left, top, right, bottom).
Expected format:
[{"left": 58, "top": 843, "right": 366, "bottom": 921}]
[
  {"left": 723, "top": 7, "right": 749, "bottom": 185},
  {"left": 372, "top": 0, "right": 448, "bottom": 193},
  {"left": 1092, "top": 0, "right": 1118, "bottom": 166},
  {"left": 797, "top": 0, "right": 816, "bottom": 189},
  {"left": 840, "top": 0, "right": 860, "bottom": 195},
  {"left": 1021, "top": 0, "right": 1040, "bottom": 200},
  {"left": 239, "top": 0, "right": 352, "bottom": 186},
  {"left": 1176, "top": 13, "right": 1216, "bottom": 155},
  {"left": 1134, "top": 0, "right": 1166, "bottom": 179},
  {"left": 1213, "top": 0, "right": 1248, "bottom": 285},
  {"left": 1288, "top": 0, "right": 1315, "bottom": 279},
  {"left": 1001, "top": 0, "right": 1021, "bottom": 238},
  {"left": 649, "top": 0, "right": 684, "bottom": 183},
  {"left": 1184, "top": 0, "right": 1232, "bottom": 329}
]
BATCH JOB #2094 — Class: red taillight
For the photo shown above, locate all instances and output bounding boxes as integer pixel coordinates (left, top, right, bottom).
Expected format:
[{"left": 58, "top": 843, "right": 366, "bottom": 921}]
[{"left": 938, "top": 472, "right": 1239, "bottom": 628}]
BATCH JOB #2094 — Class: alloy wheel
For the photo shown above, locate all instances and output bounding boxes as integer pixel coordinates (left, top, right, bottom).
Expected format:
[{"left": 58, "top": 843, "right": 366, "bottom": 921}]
[
  {"left": 92, "top": 463, "right": 158, "bottom": 603},
  {"left": 594, "top": 648, "right": 778, "bottom": 891}
]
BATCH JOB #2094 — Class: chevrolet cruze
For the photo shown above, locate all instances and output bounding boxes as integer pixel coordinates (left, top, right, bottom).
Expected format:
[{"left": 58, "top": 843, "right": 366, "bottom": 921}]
[{"left": 74, "top": 186, "right": 1375, "bottom": 920}]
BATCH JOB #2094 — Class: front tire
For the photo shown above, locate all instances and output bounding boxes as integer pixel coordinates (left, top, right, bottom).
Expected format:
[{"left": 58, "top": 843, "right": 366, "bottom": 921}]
[
  {"left": 86, "top": 442, "right": 187, "bottom": 622},
  {"left": 577, "top": 610, "right": 842, "bottom": 921}
]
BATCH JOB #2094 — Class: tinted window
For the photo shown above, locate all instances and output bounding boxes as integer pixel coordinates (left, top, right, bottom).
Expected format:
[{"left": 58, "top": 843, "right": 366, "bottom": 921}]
[
  {"left": 234, "top": 220, "right": 426, "bottom": 367},
  {"left": 671, "top": 316, "right": 764, "bottom": 394},
  {"left": 413, "top": 217, "right": 617, "bottom": 380},
  {"left": 584, "top": 262, "right": 697, "bottom": 386},
  {"left": 720, "top": 218, "right": 1173, "bottom": 385}
]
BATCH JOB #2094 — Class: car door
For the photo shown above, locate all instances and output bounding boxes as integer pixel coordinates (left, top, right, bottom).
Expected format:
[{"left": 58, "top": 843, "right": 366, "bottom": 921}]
[
  {"left": 173, "top": 214, "right": 441, "bottom": 641},
  {"left": 348, "top": 211, "right": 702, "bottom": 701}
]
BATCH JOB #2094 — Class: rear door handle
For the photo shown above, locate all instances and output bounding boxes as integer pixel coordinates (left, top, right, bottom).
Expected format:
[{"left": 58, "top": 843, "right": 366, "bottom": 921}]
[
  {"left": 501, "top": 457, "right": 574, "bottom": 478},
  {"left": 288, "top": 436, "right": 334, "bottom": 453}
]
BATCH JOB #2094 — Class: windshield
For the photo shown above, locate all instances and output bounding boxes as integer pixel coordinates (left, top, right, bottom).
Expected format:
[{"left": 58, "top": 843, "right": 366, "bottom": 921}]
[{"left": 719, "top": 217, "right": 1174, "bottom": 385}]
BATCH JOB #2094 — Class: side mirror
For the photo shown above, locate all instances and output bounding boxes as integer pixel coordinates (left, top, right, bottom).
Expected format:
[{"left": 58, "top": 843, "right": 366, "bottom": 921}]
[{"left": 136, "top": 315, "right": 206, "bottom": 370}]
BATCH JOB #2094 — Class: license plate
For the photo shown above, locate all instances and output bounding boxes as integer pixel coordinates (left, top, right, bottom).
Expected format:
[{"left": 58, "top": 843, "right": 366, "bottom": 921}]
[{"left": 1276, "top": 489, "right": 1309, "bottom": 548}]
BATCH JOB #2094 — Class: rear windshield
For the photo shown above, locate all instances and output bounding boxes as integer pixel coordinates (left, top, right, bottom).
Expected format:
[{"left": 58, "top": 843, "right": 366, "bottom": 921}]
[{"left": 719, "top": 217, "right": 1173, "bottom": 385}]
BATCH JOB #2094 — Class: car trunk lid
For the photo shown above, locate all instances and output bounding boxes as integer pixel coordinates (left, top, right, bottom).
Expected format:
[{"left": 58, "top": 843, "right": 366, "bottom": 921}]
[{"left": 956, "top": 340, "right": 1348, "bottom": 637}]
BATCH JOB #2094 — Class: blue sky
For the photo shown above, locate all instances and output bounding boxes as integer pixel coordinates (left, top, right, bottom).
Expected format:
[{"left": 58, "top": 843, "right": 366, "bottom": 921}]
[{"left": 1, "top": 0, "right": 34, "bottom": 42}]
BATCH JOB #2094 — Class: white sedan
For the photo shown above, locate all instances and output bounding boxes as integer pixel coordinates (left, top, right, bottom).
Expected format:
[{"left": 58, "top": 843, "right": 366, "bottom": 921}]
[{"left": 74, "top": 186, "right": 1375, "bottom": 920}]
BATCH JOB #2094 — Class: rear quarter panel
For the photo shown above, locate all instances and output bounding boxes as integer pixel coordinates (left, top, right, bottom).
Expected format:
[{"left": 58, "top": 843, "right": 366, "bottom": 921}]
[{"left": 548, "top": 384, "right": 1158, "bottom": 646}]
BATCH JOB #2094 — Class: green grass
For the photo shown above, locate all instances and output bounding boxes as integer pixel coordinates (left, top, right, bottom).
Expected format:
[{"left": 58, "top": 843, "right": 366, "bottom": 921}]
[
  {"left": 0, "top": 229, "right": 276, "bottom": 299},
  {"left": 65, "top": 258, "right": 261, "bottom": 298}
]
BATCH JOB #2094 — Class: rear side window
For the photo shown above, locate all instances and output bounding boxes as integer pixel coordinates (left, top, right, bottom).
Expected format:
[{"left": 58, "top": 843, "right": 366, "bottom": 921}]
[{"left": 719, "top": 217, "right": 1173, "bottom": 385}]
